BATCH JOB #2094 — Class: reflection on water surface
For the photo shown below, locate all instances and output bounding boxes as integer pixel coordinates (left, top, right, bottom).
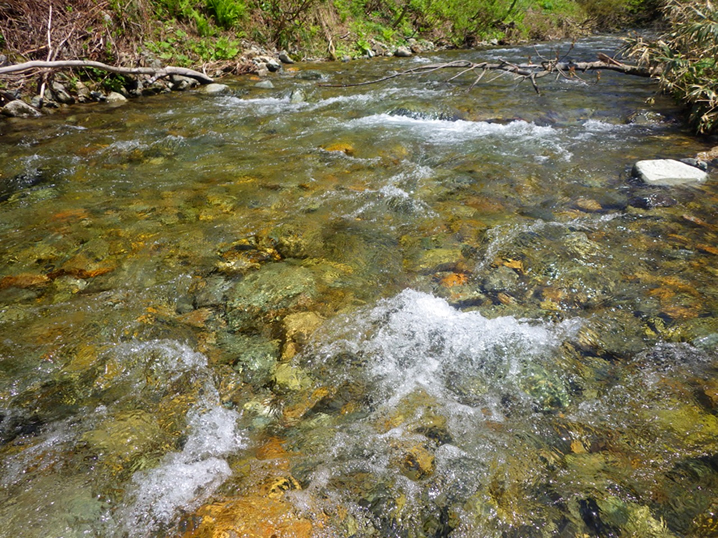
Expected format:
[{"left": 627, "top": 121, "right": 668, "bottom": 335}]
[{"left": 1, "top": 37, "right": 717, "bottom": 537}]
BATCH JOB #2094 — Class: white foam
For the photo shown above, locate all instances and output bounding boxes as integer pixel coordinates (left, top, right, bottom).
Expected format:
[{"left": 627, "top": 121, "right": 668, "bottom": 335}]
[
  {"left": 345, "top": 115, "right": 571, "bottom": 161},
  {"left": 312, "top": 290, "right": 579, "bottom": 407},
  {"left": 121, "top": 406, "right": 244, "bottom": 534}
]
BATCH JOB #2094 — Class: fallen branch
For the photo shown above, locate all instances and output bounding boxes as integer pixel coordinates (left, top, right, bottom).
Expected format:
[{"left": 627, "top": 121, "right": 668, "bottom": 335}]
[
  {"left": 319, "top": 55, "right": 662, "bottom": 94},
  {"left": 0, "top": 59, "right": 214, "bottom": 84}
]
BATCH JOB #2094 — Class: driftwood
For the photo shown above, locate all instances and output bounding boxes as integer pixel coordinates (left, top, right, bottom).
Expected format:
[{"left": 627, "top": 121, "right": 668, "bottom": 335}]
[
  {"left": 0, "top": 59, "right": 214, "bottom": 84},
  {"left": 320, "top": 54, "right": 661, "bottom": 95}
]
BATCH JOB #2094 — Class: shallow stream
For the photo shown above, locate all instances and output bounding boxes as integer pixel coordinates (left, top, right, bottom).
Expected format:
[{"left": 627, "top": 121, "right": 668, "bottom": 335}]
[{"left": 1, "top": 37, "right": 718, "bottom": 537}]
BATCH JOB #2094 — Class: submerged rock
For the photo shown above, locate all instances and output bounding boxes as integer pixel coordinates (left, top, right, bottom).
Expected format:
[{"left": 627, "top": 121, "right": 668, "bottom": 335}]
[
  {"left": 628, "top": 192, "right": 677, "bottom": 209},
  {"left": 289, "top": 88, "right": 306, "bottom": 104},
  {"left": 182, "top": 496, "right": 314, "bottom": 537},
  {"left": 295, "top": 70, "right": 323, "bottom": 81},
  {"left": 633, "top": 159, "right": 708, "bottom": 186},
  {"left": 226, "top": 262, "right": 317, "bottom": 330}
]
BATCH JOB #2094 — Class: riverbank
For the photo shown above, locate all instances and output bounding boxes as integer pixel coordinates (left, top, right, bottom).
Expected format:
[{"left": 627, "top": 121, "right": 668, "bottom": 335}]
[{"left": 1, "top": 0, "right": 659, "bottom": 116}]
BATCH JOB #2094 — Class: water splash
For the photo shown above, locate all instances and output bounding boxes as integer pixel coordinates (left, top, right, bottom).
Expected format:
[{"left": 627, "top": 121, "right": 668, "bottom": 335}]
[{"left": 119, "top": 406, "right": 244, "bottom": 536}]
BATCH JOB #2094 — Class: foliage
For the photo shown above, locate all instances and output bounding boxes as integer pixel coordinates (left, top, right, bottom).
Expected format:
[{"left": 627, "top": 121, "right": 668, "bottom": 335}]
[
  {"left": 626, "top": 0, "right": 718, "bottom": 134},
  {"left": 206, "top": 0, "right": 247, "bottom": 28}
]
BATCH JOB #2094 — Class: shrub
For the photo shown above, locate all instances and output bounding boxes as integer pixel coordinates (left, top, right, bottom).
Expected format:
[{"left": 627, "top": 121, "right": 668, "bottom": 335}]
[
  {"left": 626, "top": 0, "right": 718, "bottom": 134},
  {"left": 205, "top": 0, "right": 246, "bottom": 28}
]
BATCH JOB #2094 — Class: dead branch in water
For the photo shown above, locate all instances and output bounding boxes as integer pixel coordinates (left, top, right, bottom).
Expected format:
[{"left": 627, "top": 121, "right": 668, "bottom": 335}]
[
  {"left": 319, "top": 54, "right": 661, "bottom": 95},
  {"left": 0, "top": 60, "right": 214, "bottom": 84}
]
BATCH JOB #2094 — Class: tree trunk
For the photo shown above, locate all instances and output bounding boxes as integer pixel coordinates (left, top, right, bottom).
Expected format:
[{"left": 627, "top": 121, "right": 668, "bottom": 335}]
[{"left": 0, "top": 60, "right": 214, "bottom": 84}]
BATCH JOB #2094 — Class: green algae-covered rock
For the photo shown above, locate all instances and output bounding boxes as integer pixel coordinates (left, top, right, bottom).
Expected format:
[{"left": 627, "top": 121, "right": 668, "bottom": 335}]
[{"left": 227, "top": 261, "right": 317, "bottom": 331}]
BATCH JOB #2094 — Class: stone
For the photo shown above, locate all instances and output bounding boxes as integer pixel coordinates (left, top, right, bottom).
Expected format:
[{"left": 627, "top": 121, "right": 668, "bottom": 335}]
[
  {"left": 289, "top": 88, "right": 306, "bottom": 104},
  {"left": 106, "top": 91, "right": 127, "bottom": 104},
  {"left": 266, "top": 58, "right": 282, "bottom": 72},
  {"left": 278, "top": 51, "right": 295, "bottom": 64},
  {"left": 0, "top": 273, "right": 50, "bottom": 290},
  {"left": 633, "top": 159, "right": 708, "bottom": 186},
  {"left": 227, "top": 262, "right": 317, "bottom": 330},
  {"left": 273, "top": 363, "right": 311, "bottom": 391},
  {"left": 407, "top": 248, "right": 465, "bottom": 274},
  {"left": 296, "top": 70, "right": 323, "bottom": 81},
  {"left": 322, "top": 142, "right": 354, "bottom": 155},
  {"left": 51, "top": 81, "right": 75, "bottom": 104},
  {"left": 183, "top": 496, "right": 314, "bottom": 538},
  {"left": 76, "top": 81, "right": 92, "bottom": 103},
  {"left": 200, "top": 83, "right": 230, "bottom": 95},
  {"left": 628, "top": 192, "right": 677, "bottom": 209},
  {"left": 680, "top": 157, "right": 707, "bottom": 171},
  {"left": 282, "top": 312, "right": 323, "bottom": 358},
  {"left": 170, "top": 75, "right": 199, "bottom": 91},
  {"left": 394, "top": 46, "right": 413, "bottom": 57},
  {"left": 2, "top": 99, "right": 42, "bottom": 118},
  {"left": 697, "top": 145, "right": 718, "bottom": 164},
  {"left": 399, "top": 444, "right": 435, "bottom": 480},
  {"left": 255, "top": 80, "right": 275, "bottom": 89}
]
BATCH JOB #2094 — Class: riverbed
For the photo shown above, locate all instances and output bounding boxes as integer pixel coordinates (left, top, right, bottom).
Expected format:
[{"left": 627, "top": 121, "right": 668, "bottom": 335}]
[{"left": 1, "top": 36, "right": 717, "bottom": 537}]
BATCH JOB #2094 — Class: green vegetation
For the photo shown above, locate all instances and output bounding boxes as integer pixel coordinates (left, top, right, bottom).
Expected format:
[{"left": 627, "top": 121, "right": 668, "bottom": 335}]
[
  {"left": 112, "top": 0, "right": 661, "bottom": 65},
  {"left": 627, "top": 0, "right": 718, "bottom": 134}
]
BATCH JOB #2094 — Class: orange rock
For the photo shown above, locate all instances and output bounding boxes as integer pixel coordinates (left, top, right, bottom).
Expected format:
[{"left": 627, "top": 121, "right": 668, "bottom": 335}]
[
  {"left": 497, "top": 292, "right": 516, "bottom": 305},
  {"left": 51, "top": 208, "right": 90, "bottom": 221},
  {"left": 283, "top": 387, "right": 331, "bottom": 422},
  {"left": 0, "top": 273, "right": 50, "bottom": 289},
  {"left": 683, "top": 214, "right": 717, "bottom": 231},
  {"left": 256, "top": 437, "right": 289, "bottom": 460},
  {"left": 542, "top": 287, "right": 565, "bottom": 302},
  {"left": 502, "top": 258, "right": 525, "bottom": 273},
  {"left": 697, "top": 244, "right": 718, "bottom": 256},
  {"left": 178, "top": 308, "right": 214, "bottom": 328},
  {"left": 662, "top": 304, "right": 700, "bottom": 320},
  {"left": 323, "top": 143, "right": 355, "bottom": 156},
  {"left": 464, "top": 196, "right": 505, "bottom": 213},
  {"left": 183, "top": 496, "right": 314, "bottom": 538},
  {"left": 576, "top": 198, "right": 603, "bottom": 212},
  {"left": 440, "top": 273, "right": 468, "bottom": 287}
]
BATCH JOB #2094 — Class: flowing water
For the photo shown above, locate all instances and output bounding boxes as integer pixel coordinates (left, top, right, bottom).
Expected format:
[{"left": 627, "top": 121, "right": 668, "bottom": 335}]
[{"left": 1, "top": 36, "right": 718, "bottom": 537}]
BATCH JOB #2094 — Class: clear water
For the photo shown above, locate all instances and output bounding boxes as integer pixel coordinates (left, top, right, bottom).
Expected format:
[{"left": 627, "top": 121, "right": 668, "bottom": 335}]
[{"left": 1, "top": 37, "right": 718, "bottom": 537}]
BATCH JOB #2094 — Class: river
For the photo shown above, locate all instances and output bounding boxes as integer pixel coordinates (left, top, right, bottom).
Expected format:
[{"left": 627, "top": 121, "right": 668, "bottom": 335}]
[{"left": 1, "top": 36, "right": 717, "bottom": 537}]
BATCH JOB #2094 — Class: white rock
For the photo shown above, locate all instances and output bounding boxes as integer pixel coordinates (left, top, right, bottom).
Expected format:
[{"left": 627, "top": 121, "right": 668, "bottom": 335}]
[
  {"left": 633, "top": 159, "right": 708, "bottom": 186},
  {"left": 106, "top": 91, "right": 127, "bottom": 104},
  {"left": 200, "top": 83, "right": 230, "bottom": 95}
]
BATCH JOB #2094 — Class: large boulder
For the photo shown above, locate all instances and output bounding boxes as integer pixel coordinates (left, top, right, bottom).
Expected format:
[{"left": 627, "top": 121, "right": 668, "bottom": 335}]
[
  {"left": 2, "top": 100, "right": 42, "bottom": 118},
  {"left": 633, "top": 159, "right": 708, "bottom": 186}
]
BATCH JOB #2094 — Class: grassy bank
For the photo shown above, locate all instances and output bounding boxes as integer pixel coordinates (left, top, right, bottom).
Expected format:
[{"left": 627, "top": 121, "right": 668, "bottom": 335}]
[
  {"left": 13, "top": 0, "right": 718, "bottom": 133},
  {"left": 1, "top": 0, "right": 656, "bottom": 71}
]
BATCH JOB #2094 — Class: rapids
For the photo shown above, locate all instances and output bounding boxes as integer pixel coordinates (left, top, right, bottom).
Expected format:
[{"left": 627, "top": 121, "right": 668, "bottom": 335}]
[{"left": 1, "top": 36, "right": 717, "bottom": 537}]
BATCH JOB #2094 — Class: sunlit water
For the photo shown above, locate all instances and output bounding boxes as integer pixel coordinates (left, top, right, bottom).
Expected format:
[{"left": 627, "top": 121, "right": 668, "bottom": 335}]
[{"left": 1, "top": 37, "right": 718, "bottom": 537}]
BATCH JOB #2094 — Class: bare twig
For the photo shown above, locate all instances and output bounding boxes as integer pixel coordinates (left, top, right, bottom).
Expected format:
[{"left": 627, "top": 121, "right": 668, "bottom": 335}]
[
  {"left": 318, "top": 56, "right": 661, "bottom": 94},
  {"left": 0, "top": 59, "right": 215, "bottom": 84}
]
